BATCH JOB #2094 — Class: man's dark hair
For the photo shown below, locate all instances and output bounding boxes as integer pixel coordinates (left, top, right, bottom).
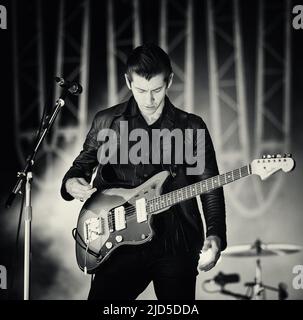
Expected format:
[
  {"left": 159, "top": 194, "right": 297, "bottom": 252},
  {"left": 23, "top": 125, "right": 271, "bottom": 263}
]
[{"left": 126, "top": 43, "right": 173, "bottom": 84}]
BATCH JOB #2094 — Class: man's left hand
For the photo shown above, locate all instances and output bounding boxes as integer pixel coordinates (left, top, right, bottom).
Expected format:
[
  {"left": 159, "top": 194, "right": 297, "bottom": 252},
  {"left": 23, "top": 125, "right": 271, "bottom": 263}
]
[{"left": 198, "top": 235, "right": 221, "bottom": 272}]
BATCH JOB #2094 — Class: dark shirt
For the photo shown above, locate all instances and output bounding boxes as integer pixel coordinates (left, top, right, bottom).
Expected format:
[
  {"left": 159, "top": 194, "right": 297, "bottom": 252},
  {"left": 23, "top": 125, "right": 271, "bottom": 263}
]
[{"left": 104, "top": 100, "right": 191, "bottom": 256}]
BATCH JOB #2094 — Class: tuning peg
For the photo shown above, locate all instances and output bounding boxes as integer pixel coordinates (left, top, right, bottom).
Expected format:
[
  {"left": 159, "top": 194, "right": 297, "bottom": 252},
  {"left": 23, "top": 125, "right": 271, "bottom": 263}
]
[
  {"left": 283, "top": 153, "right": 292, "bottom": 158},
  {"left": 276, "top": 154, "right": 282, "bottom": 158},
  {"left": 262, "top": 155, "right": 266, "bottom": 159},
  {"left": 271, "top": 154, "right": 276, "bottom": 158},
  {"left": 267, "top": 154, "right": 271, "bottom": 159}
]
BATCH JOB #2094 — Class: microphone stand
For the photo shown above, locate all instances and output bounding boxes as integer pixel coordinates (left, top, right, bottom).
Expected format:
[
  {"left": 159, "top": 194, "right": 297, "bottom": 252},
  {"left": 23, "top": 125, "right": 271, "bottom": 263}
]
[
  {"left": 5, "top": 89, "right": 69, "bottom": 300},
  {"left": 220, "top": 287, "right": 250, "bottom": 300}
]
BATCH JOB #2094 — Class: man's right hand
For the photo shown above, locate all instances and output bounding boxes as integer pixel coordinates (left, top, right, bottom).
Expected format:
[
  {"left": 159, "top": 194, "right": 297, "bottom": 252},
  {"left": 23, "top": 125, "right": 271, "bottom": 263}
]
[{"left": 65, "top": 177, "right": 97, "bottom": 202}]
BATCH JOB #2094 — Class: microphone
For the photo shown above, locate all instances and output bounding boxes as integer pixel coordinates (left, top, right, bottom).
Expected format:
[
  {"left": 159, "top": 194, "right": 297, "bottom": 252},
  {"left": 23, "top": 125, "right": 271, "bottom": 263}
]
[
  {"left": 213, "top": 272, "right": 240, "bottom": 286},
  {"left": 55, "top": 77, "right": 83, "bottom": 95}
]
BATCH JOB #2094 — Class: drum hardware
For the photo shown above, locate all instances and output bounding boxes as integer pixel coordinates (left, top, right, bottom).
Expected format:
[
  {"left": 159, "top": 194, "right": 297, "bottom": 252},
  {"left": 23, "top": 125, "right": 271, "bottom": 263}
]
[{"left": 202, "top": 239, "right": 302, "bottom": 300}]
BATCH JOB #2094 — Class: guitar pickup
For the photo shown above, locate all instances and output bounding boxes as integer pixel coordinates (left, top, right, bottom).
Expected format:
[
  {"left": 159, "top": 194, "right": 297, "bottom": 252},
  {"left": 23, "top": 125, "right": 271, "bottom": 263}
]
[
  {"left": 136, "top": 198, "right": 147, "bottom": 223},
  {"left": 114, "top": 206, "right": 126, "bottom": 231}
]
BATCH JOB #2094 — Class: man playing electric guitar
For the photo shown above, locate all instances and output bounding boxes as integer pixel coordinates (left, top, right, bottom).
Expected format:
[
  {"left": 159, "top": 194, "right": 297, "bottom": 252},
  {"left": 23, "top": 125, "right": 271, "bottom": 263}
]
[{"left": 61, "top": 43, "right": 227, "bottom": 300}]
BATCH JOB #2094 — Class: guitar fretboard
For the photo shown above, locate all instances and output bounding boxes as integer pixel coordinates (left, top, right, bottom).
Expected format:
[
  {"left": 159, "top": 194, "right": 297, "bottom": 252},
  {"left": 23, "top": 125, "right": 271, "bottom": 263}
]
[{"left": 147, "top": 165, "right": 251, "bottom": 213}]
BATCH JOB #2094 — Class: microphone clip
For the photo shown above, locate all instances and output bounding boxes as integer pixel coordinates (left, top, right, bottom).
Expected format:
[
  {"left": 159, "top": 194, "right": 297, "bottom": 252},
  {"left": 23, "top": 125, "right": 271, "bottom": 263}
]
[{"left": 55, "top": 76, "right": 83, "bottom": 95}]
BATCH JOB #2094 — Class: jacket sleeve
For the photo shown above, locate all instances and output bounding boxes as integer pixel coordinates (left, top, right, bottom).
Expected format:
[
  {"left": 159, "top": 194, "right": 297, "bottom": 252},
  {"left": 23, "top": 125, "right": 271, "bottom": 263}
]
[
  {"left": 188, "top": 114, "right": 227, "bottom": 251},
  {"left": 60, "top": 113, "right": 100, "bottom": 201}
]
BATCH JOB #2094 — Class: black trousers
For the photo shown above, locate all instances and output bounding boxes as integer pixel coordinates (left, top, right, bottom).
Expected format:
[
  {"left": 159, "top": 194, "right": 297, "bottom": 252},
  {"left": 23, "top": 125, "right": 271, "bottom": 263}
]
[{"left": 88, "top": 244, "right": 200, "bottom": 300}]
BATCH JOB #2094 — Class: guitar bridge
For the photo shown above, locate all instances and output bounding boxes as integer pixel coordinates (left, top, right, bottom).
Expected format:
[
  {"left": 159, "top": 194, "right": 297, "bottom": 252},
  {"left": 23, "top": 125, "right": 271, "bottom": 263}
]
[{"left": 83, "top": 217, "right": 104, "bottom": 244}]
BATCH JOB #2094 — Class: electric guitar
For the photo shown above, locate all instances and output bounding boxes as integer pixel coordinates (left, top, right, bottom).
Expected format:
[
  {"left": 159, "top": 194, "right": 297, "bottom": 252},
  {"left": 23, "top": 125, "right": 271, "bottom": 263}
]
[{"left": 74, "top": 154, "right": 295, "bottom": 274}]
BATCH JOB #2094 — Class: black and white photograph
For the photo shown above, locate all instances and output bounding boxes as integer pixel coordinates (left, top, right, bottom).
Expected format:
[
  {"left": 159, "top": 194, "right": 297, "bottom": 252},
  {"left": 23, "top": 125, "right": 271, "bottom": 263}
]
[{"left": 0, "top": 0, "right": 302, "bottom": 313}]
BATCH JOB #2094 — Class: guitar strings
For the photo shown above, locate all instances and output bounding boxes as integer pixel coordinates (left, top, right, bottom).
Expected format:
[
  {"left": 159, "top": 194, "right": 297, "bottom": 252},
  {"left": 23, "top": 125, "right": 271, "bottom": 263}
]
[
  {"left": 107, "top": 175, "right": 223, "bottom": 223},
  {"left": 108, "top": 180, "right": 205, "bottom": 222},
  {"left": 106, "top": 187, "right": 198, "bottom": 226},
  {"left": 107, "top": 181, "right": 218, "bottom": 225},
  {"left": 106, "top": 166, "right": 248, "bottom": 226},
  {"left": 107, "top": 188, "right": 189, "bottom": 224}
]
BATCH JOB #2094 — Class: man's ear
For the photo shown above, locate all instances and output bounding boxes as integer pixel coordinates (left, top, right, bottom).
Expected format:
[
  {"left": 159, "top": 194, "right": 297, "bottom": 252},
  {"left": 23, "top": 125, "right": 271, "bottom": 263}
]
[
  {"left": 167, "top": 73, "right": 174, "bottom": 89},
  {"left": 125, "top": 74, "right": 132, "bottom": 90}
]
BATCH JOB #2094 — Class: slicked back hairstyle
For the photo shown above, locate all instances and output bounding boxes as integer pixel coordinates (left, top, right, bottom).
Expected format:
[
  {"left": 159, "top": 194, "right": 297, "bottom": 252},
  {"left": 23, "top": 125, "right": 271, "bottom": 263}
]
[{"left": 126, "top": 43, "right": 173, "bottom": 85}]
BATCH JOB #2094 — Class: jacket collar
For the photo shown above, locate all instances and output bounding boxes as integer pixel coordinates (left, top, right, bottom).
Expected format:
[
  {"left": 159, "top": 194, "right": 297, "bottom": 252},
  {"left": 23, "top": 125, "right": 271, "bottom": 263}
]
[{"left": 113, "top": 95, "right": 176, "bottom": 126}]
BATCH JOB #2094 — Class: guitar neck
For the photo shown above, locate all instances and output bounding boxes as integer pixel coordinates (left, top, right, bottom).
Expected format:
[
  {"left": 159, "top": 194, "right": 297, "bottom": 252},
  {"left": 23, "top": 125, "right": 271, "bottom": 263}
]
[{"left": 147, "top": 165, "right": 251, "bottom": 213}]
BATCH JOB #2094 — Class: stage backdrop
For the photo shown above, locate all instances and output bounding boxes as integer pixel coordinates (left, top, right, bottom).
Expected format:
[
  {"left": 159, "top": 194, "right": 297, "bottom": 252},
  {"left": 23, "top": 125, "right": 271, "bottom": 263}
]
[{"left": 0, "top": 0, "right": 302, "bottom": 300}]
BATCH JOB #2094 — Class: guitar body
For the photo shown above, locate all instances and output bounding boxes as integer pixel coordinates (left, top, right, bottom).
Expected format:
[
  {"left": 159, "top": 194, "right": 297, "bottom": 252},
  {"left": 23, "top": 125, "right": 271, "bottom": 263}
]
[{"left": 75, "top": 171, "right": 170, "bottom": 273}]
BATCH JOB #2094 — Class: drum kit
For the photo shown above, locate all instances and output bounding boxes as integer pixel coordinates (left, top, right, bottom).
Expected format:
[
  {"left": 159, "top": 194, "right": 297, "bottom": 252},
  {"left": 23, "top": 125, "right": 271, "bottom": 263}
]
[{"left": 202, "top": 239, "right": 302, "bottom": 300}]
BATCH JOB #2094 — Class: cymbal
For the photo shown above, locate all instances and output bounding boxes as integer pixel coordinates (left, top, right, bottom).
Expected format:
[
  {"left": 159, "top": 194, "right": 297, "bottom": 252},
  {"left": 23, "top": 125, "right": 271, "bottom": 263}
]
[{"left": 222, "top": 239, "right": 302, "bottom": 258}]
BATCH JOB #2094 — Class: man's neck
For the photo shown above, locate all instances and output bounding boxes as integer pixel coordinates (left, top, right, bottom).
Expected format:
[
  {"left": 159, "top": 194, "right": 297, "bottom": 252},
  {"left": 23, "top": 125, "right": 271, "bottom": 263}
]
[{"left": 139, "top": 102, "right": 165, "bottom": 126}]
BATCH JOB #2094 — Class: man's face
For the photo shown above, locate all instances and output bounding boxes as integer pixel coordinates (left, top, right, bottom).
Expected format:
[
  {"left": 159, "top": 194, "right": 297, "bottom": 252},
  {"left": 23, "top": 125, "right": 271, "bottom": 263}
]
[{"left": 125, "top": 72, "right": 173, "bottom": 116}]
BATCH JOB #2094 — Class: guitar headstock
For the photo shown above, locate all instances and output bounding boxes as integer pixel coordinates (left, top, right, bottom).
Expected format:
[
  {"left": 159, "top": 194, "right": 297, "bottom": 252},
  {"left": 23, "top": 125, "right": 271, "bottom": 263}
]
[{"left": 251, "top": 154, "right": 295, "bottom": 180}]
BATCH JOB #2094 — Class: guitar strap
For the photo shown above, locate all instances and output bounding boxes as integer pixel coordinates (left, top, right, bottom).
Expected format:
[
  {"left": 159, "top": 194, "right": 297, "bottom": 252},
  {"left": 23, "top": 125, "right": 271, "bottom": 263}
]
[{"left": 92, "top": 112, "right": 120, "bottom": 182}]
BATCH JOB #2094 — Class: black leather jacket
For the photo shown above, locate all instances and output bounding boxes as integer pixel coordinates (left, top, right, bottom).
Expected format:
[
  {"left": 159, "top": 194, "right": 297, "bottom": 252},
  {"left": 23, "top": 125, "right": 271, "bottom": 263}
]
[{"left": 61, "top": 96, "right": 227, "bottom": 252}]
